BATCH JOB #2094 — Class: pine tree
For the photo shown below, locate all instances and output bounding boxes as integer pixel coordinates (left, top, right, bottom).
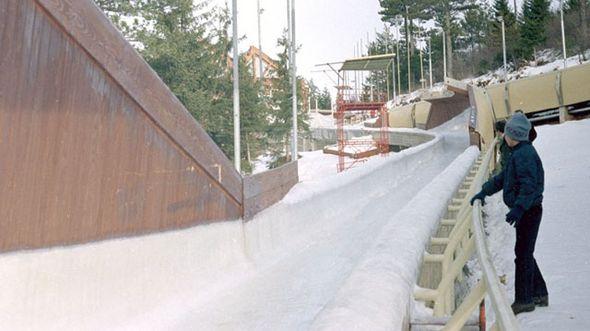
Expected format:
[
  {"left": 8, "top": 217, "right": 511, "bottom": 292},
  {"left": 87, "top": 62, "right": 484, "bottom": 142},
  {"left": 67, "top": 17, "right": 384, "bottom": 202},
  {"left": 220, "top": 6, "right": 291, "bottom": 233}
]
[
  {"left": 422, "top": 0, "right": 477, "bottom": 78},
  {"left": 93, "top": 0, "right": 137, "bottom": 37},
  {"left": 461, "top": 5, "right": 490, "bottom": 73},
  {"left": 488, "top": 0, "right": 519, "bottom": 66},
  {"left": 95, "top": 0, "right": 275, "bottom": 171},
  {"left": 307, "top": 80, "right": 320, "bottom": 110},
  {"left": 520, "top": 0, "right": 551, "bottom": 60},
  {"left": 365, "top": 28, "right": 399, "bottom": 97},
  {"left": 237, "top": 56, "right": 271, "bottom": 173},
  {"left": 268, "top": 34, "right": 308, "bottom": 167},
  {"left": 567, "top": 0, "right": 590, "bottom": 59},
  {"left": 317, "top": 88, "right": 332, "bottom": 110},
  {"left": 378, "top": 0, "right": 429, "bottom": 57}
]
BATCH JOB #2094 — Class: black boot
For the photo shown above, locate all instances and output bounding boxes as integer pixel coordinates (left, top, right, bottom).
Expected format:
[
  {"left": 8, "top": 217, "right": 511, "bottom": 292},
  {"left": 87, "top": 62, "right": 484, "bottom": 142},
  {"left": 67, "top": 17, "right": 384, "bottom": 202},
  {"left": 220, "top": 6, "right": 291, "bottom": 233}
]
[
  {"left": 511, "top": 302, "right": 535, "bottom": 315},
  {"left": 534, "top": 295, "right": 549, "bottom": 307}
]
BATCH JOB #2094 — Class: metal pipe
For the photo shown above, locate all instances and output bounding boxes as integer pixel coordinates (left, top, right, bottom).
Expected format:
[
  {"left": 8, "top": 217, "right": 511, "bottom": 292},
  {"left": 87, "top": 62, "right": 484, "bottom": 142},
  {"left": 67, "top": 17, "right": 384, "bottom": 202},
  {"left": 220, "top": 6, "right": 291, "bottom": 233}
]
[
  {"left": 501, "top": 17, "right": 507, "bottom": 81},
  {"left": 419, "top": 44, "right": 424, "bottom": 89},
  {"left": 396, "top": 23, "right": 401, "bottom": 96},
  {"left": 385, "top": 43, "right": 390, "bottom": 100},
  {"left": 290, "top": 0, "right": 298, "bottom": 161},
  {"left": 406, "top": 6, "right": 411, "bottom": 92},
  {"left": 442, "top": 30, "right": 447, "bottom": 80},
  {"left": 231, "top": 0, "right": 240, "bottom": 171},
  {"left": 360, "top": 38, "right": 364, "bottom": 97},
  {"left": 429, "top": 37, "right": 433, "bottom": 89},
  {"left": 257, "top": 0, "right": 264, "bottom": 82},
  {"left": 560, "top": 0, "right": 567, "bottom": 68},
  {"left": 392, "top": 46, "right": 397, "bottom": 103},
  {"left": 355, "top": 43, "right": 359, "bottom": 96}
]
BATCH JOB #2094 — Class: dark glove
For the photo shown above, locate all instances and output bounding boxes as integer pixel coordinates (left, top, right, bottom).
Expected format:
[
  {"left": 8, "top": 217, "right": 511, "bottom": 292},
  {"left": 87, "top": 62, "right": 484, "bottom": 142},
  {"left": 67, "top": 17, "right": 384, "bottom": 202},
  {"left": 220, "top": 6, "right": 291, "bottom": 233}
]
[
  {"left": 470, "top": 191, "right": 486, "bottom": 206},
  {"left": 506, "top": 207, "right": 524, "bottom": 227}
]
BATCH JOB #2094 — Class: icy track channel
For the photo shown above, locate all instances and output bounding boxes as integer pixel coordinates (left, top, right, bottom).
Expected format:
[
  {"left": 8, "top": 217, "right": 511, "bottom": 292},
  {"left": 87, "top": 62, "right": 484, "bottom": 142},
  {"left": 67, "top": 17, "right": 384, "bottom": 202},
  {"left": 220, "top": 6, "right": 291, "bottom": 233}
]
[
  {"left": 176, "top": 113, "right": 473, "bottom": 330},
  {"left": 0, "top": 113, "right": 476, "bottom": 331}
]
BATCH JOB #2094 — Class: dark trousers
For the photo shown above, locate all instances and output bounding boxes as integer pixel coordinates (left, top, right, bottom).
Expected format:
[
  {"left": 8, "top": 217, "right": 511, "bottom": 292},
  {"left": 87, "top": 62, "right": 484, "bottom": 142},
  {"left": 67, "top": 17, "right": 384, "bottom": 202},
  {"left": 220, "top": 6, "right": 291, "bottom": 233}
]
[{"left": 514, "top": 204, "right": 548, "bottom": 304}]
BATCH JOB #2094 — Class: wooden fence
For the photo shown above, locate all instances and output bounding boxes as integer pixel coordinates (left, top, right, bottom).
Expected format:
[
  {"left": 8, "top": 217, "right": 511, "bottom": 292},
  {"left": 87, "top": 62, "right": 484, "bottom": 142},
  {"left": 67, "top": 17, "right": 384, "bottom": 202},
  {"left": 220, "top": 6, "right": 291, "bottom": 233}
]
[{"left": 243, "top": 162, "right": 299, "bottom": 220}]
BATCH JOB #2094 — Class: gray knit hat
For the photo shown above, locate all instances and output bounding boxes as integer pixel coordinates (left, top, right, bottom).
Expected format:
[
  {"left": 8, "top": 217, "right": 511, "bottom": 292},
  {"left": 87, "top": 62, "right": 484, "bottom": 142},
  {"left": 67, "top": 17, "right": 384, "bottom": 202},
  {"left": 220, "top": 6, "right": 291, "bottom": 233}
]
[{"left": 505, "top": 112, "right": 531, "bottom": 141}]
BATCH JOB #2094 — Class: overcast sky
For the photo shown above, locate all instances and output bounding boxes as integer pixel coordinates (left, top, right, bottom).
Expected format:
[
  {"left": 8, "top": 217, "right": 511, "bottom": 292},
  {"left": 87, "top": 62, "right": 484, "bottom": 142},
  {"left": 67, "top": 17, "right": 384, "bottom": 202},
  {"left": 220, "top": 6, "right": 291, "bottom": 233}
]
[
  {"left": 211, "top": 0, "right": 389, "bottom": 90},
  {"left": 212, "top": 0, "right": 560, "bottom": 91}
]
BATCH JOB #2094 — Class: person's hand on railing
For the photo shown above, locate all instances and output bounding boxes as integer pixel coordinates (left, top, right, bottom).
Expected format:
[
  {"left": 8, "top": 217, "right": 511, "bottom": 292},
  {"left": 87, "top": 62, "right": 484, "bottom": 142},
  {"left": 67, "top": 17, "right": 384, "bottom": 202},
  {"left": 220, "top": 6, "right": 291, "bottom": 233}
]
[
  {"left": 470, "top": 191, "right": 486, "bottom": 206},
  {"left": 505, "top": 206, "right": 524, "bottom": 227}
]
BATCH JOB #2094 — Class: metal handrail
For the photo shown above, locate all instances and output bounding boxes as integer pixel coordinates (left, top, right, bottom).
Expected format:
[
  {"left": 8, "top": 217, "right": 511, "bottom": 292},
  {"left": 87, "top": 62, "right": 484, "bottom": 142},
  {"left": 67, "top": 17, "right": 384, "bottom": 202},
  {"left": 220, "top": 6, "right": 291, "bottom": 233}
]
[
  {"left": 415, "top": 138, "right": 519, "bottom": 330},
  {"left": 415, "top": 159, "right": 482, "bottom": 316},
  {"left": 470, "top": 139, "right": 520, "bottom": 331},
  {"left": 443, "top": 138, "right": 518, "bottom": 330}
]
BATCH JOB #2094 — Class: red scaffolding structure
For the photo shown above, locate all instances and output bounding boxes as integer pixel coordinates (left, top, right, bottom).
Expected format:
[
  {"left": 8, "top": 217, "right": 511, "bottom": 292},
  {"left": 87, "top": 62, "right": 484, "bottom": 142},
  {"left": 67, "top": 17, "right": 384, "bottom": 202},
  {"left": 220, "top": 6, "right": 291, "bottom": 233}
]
[{"left": 334, "top": 54, "right": 395, "bottom": 172}]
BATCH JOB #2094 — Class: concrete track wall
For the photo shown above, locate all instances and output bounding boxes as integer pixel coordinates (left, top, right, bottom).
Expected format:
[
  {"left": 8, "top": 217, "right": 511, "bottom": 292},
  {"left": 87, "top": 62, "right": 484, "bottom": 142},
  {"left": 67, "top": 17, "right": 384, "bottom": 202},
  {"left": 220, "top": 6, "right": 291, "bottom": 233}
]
[{"left": 244, "top": 132, "right": 443, "bottom": 259}]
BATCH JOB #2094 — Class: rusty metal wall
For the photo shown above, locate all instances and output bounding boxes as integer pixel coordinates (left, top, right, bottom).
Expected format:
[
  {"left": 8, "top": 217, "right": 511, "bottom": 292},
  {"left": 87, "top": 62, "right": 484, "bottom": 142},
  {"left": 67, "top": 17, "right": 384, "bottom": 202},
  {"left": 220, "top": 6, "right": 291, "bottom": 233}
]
[
  {"left": 0, "top": 0, "right": 244, "bottom": 252},
  {"left": 243, "top": 162, "right": 299, "bottom": 220}
]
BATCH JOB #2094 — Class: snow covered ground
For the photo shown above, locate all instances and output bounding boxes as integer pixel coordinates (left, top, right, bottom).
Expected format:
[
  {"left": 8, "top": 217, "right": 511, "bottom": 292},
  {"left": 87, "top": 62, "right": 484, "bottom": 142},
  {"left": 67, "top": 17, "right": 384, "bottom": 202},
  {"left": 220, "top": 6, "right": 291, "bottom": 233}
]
[
  {"left": 0, "top": 112, "right": 473, "bottom": 330},
  {"left": 469, "top": 49, "right": 590, "bottom": 87},
  {"left": 469, "top": 118, "right": 590, "bottom": 330},
  {"left": 173, "top": 112, "right": 471, "bottom": 330},
  {"left": 2, "top": 111, "right": 587, "bottom": 330}
]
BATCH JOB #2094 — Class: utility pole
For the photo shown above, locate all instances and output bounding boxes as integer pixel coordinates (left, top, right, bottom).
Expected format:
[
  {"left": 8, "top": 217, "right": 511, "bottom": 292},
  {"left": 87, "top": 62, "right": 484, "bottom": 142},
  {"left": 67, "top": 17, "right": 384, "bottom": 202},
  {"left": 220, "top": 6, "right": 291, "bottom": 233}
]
[
  {"left": 558, "top": 0, "right": 570, "bottom": 123},
  {"left": 257, "top": 0, "right": 264, "bottom": 82},
  {"left": 360, "top": 38, "right": 365, "bottom": 96},
  {"left": 419, "top": 43, "right": 424, "bottom": 89},
  {"left": 392, "top": 39, "right": 397, "bottom": 102},
  {"left": 428, "top": 37, "right": 433, "bottom": 89},
  {"left": 406, "top": 6, "right": 411, "bottom": 92},
  {"left": 396, "top": 22, "right": 401, "bottom": 96},
  {"left": 560, "top": 0, "right": 567, "bottom": 69},
  {"left": 442, "top": 30, "right": 447, "bottom": 80},
  {"left": 355, "top": 44, "right": 359, "bottom": 96},
  {"left": 290, "top": 0, "right": 298, "bottom": 162},
  {"left": 231, "top": 0, "right": 240, "bottom": 171},
  {"left": 500, "top": 16, "right": 507, "bottom": 81}
]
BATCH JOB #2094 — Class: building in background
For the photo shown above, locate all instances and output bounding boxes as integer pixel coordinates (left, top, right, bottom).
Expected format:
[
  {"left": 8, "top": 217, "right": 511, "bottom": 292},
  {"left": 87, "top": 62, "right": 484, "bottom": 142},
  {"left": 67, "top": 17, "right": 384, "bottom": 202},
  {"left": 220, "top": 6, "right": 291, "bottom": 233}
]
[{"left": 243, "top": 45, "right": 310, "bottom": 112}]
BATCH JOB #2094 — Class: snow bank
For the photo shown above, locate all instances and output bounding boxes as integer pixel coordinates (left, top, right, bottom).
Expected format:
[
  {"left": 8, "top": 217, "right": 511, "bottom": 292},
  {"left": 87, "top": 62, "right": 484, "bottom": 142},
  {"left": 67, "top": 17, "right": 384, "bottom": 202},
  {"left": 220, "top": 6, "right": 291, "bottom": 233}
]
[
  {"left": 469, "top": 50, "right": 590, "bottom": 87},
  {"left": 0, "top": 221, "right": 251, "bottom": 330},
  {"left": 0, "top": 111, "right": 469, "bottom": 330},
  {"left": 310, "top": 146, "right": 480, "bottom": 331}
]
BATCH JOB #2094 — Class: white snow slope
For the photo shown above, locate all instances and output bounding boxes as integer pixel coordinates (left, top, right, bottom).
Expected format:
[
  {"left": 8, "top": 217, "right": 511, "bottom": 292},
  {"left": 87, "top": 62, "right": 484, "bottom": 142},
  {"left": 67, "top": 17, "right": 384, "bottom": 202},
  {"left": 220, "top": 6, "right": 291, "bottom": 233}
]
[
  {"left": 472, "top": 118, "right": 590, "bottom": 330},
  {"left": 0, "top": 113, "right": 474, "bottom": 330}
]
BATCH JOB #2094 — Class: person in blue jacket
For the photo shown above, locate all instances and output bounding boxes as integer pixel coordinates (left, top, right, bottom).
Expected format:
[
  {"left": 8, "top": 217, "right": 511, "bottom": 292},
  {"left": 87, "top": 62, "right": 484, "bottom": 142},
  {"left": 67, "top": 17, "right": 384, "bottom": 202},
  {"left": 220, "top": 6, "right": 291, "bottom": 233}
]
[{"left": 471, "top": 112, "right": 548, "bottom": 315}]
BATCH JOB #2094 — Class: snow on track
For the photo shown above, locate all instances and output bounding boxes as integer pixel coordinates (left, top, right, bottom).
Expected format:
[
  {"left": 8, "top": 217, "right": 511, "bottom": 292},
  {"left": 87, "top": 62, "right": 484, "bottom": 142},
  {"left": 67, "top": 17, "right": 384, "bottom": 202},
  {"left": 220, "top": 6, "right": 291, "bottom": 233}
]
[
  {"left": 0, "top": 113, "right": 473, "bottom": 331},
  {"left": 170, "top": 113, "right": 471, "bottom": 330}
]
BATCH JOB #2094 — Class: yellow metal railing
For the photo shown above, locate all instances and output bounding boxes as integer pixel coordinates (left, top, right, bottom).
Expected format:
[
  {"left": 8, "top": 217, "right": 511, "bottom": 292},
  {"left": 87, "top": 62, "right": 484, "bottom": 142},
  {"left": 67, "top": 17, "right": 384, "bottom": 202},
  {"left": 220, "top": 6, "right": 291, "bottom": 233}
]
[
  {"left": 414, "top": 156, "right": 483, "bottom": 316},
  {"left": 414, "top": 138, "right": 519, "bottom": 330}
]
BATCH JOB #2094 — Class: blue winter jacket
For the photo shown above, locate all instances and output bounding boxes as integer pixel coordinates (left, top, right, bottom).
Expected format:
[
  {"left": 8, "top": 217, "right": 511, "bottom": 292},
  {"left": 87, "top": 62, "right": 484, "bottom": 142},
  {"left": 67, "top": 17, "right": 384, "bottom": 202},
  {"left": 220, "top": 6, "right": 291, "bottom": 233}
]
[{"left": 481, "top": 141, "right": 544, "bottom": 210}]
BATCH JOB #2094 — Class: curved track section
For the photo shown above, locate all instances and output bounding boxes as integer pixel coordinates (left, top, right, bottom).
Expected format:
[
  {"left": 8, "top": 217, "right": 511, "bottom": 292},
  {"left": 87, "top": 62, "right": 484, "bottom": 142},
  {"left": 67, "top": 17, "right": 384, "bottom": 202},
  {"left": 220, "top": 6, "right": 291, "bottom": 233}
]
[{"left": 170, "top": 114, "right": 471, "bottom": 330}]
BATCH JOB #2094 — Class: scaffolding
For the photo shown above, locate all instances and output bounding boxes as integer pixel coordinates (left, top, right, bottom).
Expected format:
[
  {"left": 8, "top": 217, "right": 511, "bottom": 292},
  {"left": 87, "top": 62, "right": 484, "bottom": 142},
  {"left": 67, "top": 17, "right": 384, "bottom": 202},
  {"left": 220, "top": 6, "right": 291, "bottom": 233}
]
[{"left": 334, "top": 54, "right": 394, "bottom": 172}]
